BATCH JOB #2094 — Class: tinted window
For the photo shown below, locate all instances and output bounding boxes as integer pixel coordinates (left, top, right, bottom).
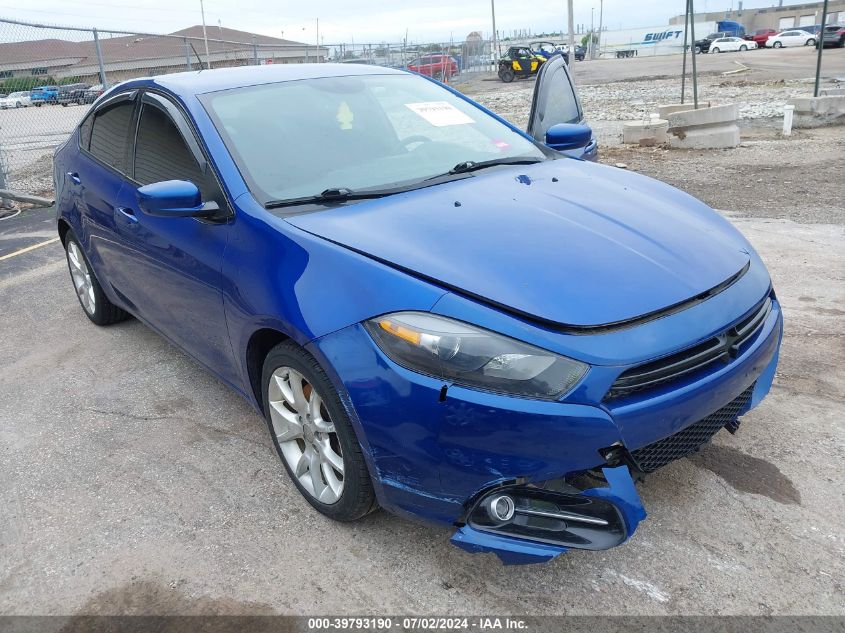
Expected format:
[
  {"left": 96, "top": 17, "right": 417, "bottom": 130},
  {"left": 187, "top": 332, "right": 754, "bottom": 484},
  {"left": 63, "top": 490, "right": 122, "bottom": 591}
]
[
  {"left": 89, "top": 101, "right": 134, "bottom": 173},
  {"left": 133, "top": 101, "right": 209, "bottom": 198}
]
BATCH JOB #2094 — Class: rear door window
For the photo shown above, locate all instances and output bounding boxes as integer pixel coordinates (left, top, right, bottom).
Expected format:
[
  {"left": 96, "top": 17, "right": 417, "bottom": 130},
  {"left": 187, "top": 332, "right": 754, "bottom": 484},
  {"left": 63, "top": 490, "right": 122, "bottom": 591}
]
[{"left": 88, "top": 100, "right": 135, "bottom": 174}]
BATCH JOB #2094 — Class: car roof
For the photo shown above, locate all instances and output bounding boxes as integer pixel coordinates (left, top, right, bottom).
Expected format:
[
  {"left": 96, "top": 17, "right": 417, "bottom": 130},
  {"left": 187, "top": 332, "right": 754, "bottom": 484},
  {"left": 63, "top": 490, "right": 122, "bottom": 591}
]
[{"left": 145, "top": 63, "right": 407, "bottom": 96}]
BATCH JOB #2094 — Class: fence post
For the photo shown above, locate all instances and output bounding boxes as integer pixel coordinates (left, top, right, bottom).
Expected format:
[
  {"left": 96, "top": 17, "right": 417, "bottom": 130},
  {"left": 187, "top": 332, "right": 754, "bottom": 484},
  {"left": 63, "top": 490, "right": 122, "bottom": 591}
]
[
  {"left": 93, "top": 28, "right": 108, "bottom": 88},
  {"left": 0, "top": 144, "right": 11, "bottom": 212},
  {"left": 252, "top": 35, "right": 258, "bottom": 65},
  {"left": 184, "top": 37, "right": 192, "bottom": 70}
]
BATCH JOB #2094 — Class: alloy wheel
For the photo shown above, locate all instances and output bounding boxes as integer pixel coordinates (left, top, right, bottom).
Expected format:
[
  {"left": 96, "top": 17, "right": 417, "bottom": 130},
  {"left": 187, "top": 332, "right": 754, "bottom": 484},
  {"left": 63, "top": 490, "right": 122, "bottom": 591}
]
[
  {"left": 67, "top": 241, "right": 96, "bottom": 315},
  {"left": 268, "top": 366, "right": 345, "bottom": 504}
]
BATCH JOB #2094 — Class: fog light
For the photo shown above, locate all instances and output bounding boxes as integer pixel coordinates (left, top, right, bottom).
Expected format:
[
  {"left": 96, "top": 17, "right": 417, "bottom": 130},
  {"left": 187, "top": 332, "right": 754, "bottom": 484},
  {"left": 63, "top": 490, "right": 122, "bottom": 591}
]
[{"left": 486, "top": 494, "right": 515, "bottom": 523}]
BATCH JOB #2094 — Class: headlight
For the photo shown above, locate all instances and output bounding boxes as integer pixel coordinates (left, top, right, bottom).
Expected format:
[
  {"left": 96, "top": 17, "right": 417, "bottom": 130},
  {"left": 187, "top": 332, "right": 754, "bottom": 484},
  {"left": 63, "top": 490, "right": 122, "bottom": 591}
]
[{"left": 364, "top": 312, "right": 588, "bottom": 400}]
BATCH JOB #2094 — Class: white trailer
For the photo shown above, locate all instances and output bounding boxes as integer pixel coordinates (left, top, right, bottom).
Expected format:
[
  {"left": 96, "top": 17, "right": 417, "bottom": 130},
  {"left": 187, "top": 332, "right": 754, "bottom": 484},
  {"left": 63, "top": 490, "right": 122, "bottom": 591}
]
[{"left": 598, "top": 21, "right": 729, "bottom": 58}]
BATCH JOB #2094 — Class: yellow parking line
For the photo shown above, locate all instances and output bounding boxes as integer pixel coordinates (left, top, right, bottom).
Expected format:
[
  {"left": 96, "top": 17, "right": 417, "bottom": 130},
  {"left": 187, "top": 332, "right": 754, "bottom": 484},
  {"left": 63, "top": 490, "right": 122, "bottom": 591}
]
[{"left": 0, "top": 237, "right": 61, "bottom": 261}]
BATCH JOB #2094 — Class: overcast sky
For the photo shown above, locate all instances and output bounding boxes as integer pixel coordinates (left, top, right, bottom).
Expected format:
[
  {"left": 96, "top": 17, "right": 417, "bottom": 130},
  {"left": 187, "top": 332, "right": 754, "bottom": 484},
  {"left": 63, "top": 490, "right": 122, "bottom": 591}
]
[{"left": 0, "top": 0, "right": 819, "bottom": 43}]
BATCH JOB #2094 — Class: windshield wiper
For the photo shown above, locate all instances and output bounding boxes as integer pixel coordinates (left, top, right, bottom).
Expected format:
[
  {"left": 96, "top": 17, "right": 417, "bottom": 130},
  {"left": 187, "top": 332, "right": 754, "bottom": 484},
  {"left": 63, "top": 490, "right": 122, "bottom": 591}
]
[
  {"left": 423, "top": 156, "right": 545, "bottom": 182},
  {"left": 264, "top": 187, "right": 394, "bottom": 210},
  {"left": 448, "top": 156, "right": 544, "bottom": 175}
]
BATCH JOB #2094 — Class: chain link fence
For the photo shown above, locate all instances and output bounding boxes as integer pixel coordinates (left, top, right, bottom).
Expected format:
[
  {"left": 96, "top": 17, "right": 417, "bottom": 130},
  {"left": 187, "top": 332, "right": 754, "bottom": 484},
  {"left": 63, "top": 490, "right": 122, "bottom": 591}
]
[{"left": 0, "top": 17, "right": 505, "bottom": 201}]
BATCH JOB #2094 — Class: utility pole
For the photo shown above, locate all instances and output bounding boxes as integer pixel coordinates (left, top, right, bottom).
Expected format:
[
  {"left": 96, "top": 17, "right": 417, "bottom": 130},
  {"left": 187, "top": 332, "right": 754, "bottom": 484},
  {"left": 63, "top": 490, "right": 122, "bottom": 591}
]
[
  {"left": 316, "top": 17, "right": 320, "bottom": 62},
  {"left": 590, "top": 7, "right": 595, "bottom": 59},
  {"left": 567, "top": 0, "right": 576, "bottom": 63},
  {"left": 597, "top": 0, "right": 603, "bottom": 59},
  {"left": 199, "top": 0, "right": 211, "bottom": 69},
  {"left": 491, "top": 0, "right": 499, "bottom": 59},
  {"left": 814, "top": 0, "right": 829, "bottom": 97}
]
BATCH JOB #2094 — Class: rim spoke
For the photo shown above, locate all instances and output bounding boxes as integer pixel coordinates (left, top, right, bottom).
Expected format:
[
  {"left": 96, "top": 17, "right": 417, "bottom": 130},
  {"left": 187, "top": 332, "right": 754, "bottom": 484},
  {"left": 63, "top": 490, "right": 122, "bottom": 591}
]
[
  {"left": 316, "top": 438, "right": 344, "bottom": 474},
  {"left": 322, "top": 463, "right": 343, "bottom": 500},
  {"left": 269, "top": 400, "right": 303, "bottom": 441},
  {"left": 310, "top": 393, "right": 335, "bottom": 432},
  {"left": 308, "top": 447, "right": 326, "bottom": 497},
  {"left": 294, "top": 447, "right": 311, "bottom": 478},
  {"left": 289, "top": 376, "right": 309, "bottom": 412}
]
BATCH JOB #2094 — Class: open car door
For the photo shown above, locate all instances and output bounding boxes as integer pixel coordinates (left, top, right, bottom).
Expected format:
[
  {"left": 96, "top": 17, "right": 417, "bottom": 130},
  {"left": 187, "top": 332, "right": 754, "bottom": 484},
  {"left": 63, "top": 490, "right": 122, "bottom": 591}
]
[{"left": 526, "top": 54, "right": 597, "bottom": 161}]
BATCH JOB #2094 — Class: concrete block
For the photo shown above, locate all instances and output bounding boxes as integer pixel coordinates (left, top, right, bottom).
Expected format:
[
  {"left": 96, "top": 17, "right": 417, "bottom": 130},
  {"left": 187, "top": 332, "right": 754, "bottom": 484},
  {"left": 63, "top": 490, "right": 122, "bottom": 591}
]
[
  {"left": 657, "top": 102, "right": 711, "bottom": 119},
  {"left": 667, "top": 103, "right": 740, "bottom": 149},
  {"left": 788, "top": 95, "right": 845, "bottom": 128},
  {"left": 622, "top": 119, "right": 669, "bottom": 144}
]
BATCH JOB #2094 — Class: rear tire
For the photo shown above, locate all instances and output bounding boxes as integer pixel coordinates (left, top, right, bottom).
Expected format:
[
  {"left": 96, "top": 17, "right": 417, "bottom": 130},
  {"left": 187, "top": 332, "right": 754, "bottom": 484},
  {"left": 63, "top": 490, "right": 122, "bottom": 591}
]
[
  {"left": 64, "top": 232, "right": 130, "bottom": 326},
  {"left": 262, "top": 341, "right": 377, "bottom": 522}
]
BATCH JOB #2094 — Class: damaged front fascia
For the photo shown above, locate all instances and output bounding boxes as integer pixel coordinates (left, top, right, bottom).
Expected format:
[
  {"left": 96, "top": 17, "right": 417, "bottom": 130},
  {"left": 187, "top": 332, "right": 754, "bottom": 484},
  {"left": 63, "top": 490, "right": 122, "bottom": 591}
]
[{"left": 449, "top": 465, "right": 647, "bottom": 565}]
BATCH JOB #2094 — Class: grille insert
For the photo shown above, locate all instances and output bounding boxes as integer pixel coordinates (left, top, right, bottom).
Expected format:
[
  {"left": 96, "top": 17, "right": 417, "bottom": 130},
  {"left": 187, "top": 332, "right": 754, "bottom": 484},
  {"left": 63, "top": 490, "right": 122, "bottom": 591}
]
[
  {"left": 607, "top": 297, "right": 772, "bottom": 400},
  {"left": 629, "top": 384, "right": 755, "bottom": 473}
]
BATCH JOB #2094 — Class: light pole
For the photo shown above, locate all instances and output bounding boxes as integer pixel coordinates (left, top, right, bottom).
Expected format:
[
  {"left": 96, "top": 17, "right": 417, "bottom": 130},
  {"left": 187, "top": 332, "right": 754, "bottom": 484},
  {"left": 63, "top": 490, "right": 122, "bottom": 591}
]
[
  {"left": 597, "top": 0, "right": 603, "bottom": 59},
  {"left": 567, "top": 0, "right": 575, "bottom": 65},
  {"left": 491, "top": 0, "right": 499, "bottom": 60},
  {"left": 199, "top": 0, "right": 211, "bottom": 69},
  {"left": 590, "top": 7, "right": 595, "bottom": 59}
]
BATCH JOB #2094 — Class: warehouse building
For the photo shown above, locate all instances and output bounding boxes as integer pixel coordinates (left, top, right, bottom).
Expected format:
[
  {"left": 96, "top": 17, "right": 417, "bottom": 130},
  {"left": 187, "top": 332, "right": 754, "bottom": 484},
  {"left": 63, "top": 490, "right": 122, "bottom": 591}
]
[{"left": 669, "top": 1, "right": 845, "bottom": 31}]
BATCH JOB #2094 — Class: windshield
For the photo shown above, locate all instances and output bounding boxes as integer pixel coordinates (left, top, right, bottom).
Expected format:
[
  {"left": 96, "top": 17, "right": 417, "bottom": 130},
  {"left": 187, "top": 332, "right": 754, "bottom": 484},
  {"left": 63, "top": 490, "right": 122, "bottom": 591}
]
[{"left": 200, "top": 73, "right": 546, "bottom": 205}]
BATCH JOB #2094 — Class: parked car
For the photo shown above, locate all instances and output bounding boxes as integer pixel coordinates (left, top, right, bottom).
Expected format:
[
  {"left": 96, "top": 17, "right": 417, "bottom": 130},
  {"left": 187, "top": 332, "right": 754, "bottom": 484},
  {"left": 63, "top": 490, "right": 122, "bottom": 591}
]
[
  {"left": 555, "top": 43, "right": 585, "bottom": 61},
  {"left": 53, "top": 62, "right": 781, "bottom": 565},
  {"left": 0, "top": 91, "right": 32, "bottom": 108},
  {"left": 83, "top": 84, "right": 106, "bottom": 103},
  {"left": 819, "top": 23, "right": 845, "bottom": 48},
  {"left": 407, "top": 54, "right": 458, "bottom": 80},
  {"left": 766, "top": 29, "right": 817, "bottom": 47},
  {"left": 745, "top": 28, "right": 777, "bottom": 48},
  {"left": 709, "top": 36, "right": 757, "bottom": 52},
  {"left": 30, "top": 85, "right": 59, "bottom": 106},
  {"left": 694, "top": 31, "right": 732, "bottom": 53},
  {"left": 58, "top": 83, "right": 91, "bottom": 106}
]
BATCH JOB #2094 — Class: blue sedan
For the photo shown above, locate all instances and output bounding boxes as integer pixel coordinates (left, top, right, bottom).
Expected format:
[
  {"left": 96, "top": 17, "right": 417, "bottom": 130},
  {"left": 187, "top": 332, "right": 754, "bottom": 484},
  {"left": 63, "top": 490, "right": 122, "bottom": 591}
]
[{"left": 53, "top": 59, "right": 782, "bottom": 565}]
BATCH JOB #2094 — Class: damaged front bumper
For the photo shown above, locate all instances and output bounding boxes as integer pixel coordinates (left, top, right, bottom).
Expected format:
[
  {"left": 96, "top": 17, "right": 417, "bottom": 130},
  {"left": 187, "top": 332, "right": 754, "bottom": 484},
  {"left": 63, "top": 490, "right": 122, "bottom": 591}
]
[{"left": 450, "top": 466, "right": 647, "bottom": 565}]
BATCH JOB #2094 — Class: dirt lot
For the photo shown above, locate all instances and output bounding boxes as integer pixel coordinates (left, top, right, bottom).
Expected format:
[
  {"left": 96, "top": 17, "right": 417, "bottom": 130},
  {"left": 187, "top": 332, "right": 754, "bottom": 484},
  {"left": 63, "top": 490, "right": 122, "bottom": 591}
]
[{"left": 0, "top": 50, "right": 843, "bottom": 618}]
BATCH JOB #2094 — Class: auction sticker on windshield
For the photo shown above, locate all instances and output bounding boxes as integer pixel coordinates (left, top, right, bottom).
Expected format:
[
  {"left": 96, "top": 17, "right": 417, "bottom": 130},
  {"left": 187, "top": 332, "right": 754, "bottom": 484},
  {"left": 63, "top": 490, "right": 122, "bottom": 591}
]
[{"left": 405, "top": 101, "right": 475, "bottom": 127}]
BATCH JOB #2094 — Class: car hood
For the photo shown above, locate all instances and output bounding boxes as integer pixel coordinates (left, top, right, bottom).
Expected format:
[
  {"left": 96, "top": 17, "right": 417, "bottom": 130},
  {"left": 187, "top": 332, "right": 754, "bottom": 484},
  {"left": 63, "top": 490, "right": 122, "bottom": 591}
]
[{"left": 286, "top": 160, "right": 752, "bottom": 328}]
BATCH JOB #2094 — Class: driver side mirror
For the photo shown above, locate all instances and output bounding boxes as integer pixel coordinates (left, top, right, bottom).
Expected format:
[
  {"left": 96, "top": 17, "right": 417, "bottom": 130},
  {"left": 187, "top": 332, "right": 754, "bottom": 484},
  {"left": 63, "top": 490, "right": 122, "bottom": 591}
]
[
  {"left": 137, "top": 180, "right": 221, "bottom": 219},
  {"left": 544, "top": 123, "right": 593, "bottom": 152}
]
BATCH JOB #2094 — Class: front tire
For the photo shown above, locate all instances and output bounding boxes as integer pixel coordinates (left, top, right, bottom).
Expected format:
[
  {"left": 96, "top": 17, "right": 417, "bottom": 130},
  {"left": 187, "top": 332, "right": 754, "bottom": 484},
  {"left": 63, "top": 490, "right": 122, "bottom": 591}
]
[
  {"left": 262, "top": 341, "right": 377, "bottom": 522},
  {"left": 773, "top": 41, "right": 783, "bottom": 48},
  {"left": 712, "top": 47, "right": 720, "bottom": 53},
  {"left": 740, "top": 45, "right": 747, "bottom": 51},
  {"left": 806, "top": 38, "right": 816, "bottom": 47},
  {"left": 64, "top": 233, "right": 130, "bottom": 326}
]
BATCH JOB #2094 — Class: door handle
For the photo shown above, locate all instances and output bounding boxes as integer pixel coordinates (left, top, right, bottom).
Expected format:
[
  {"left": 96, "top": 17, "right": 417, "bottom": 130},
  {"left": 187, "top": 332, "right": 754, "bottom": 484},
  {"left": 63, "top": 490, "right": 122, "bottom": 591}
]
[
  {"left": 116, "top": 207, "right": 138, "bottom": 223},
  {"left": 66, "top": 172, "right": 81, "bottom": 185}
]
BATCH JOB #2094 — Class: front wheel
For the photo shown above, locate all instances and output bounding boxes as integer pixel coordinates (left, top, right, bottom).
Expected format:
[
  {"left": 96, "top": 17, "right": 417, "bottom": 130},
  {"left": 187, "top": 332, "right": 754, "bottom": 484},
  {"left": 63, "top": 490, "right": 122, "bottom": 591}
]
[
  {"left": 773, "top": 41, "right": 783, "bottom": 48},
  {"left": 262, "top": 341, "right": 377, "bottom": 521},
  {"left": 694, "top": 45, "right": 702, "bottom": 54},
  {"left": 740, "top": 45, "right": 747, "bottom": 51},
  {"left": 711, "top": 47, "right": 720, "bottom": 53},
  {"left": 499, "top": 68, "right": 515, "bottom": 83},
  {"left": 806, "top": 38, "right": 816, "bottom": 47}
]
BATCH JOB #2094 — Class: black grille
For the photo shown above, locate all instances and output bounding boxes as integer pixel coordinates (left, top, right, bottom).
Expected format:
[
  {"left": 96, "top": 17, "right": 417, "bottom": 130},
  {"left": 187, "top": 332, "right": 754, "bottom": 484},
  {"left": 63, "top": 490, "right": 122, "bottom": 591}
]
[
  {"left": 629, "top": 384, "right": 755, "bottom": 473},
  {"left": 607, "top": 297, "right": 772, "bottom": 400}
]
